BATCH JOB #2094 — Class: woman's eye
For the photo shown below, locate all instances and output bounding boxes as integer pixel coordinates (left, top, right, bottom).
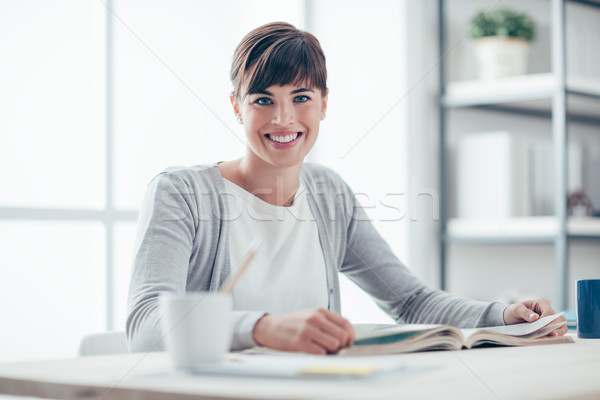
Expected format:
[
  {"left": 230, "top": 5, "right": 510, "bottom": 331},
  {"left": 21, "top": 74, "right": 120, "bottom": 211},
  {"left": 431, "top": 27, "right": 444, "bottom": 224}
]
[
  {"left": 256, "top": 97, "right": 272, "bottom": 105},
  {"left": 295, "top": 95, "right": 310, "bottom": 103}
]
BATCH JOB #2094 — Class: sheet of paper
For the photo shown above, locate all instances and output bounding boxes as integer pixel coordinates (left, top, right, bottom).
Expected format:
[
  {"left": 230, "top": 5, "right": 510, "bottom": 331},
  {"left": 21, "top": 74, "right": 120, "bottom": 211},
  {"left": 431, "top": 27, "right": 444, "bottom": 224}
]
[
  {"left": 461, "top": 312, "right": 565, "bottom": 338},
  {"left": 187, "top": 354, "right": 406, "bottom": 378}
]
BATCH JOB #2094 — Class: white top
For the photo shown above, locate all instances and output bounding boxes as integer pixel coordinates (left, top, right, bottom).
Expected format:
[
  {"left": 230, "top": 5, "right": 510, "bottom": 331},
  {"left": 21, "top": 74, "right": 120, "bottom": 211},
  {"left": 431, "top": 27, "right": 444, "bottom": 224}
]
[{"left": 223, "top": 179, "right": 329, "bottom": 313}]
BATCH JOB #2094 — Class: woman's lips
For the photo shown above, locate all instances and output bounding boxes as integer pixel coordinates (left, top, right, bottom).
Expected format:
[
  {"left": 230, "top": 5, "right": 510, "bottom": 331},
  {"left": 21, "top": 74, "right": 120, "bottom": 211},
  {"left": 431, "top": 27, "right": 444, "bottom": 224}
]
[{"left": 264, "top": 132, "right": 303, "bottom": 149}]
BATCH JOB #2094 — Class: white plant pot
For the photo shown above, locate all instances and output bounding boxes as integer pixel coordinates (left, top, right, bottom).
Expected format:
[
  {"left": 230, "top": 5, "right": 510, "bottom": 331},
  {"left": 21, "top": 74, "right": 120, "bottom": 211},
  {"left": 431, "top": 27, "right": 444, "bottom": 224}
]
[{"left": 474, "top": 37, "right": 530, "bottom": 80}]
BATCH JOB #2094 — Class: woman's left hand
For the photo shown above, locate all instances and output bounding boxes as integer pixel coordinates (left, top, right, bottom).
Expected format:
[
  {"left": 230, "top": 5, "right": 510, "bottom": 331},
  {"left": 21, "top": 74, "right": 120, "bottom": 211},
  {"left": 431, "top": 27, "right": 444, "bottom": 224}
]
[{"left": 503, "top": 299, "right": 568, "bottom": 337}]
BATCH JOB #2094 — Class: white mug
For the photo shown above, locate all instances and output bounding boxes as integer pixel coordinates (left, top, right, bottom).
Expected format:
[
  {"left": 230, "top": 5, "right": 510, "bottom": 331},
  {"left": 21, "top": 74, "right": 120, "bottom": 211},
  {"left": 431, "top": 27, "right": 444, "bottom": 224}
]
[{"left": 160, "top": 292, "right": 232, "bottom": 369}]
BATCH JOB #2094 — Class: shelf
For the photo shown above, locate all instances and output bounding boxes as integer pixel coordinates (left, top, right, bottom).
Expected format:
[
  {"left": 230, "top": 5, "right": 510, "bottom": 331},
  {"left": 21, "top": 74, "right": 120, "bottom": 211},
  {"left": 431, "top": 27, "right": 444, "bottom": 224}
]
[
  {"left": 442, "top": 74, "right": 600, "bottom": 122},
  {"left": 445, "top": 217, "right": 600, "bottom": 244},
  {"left": 569, "top": 0, "right": 600, "bottom": 7},
  {"left": 568, "top": 217, "right": 600, "bottom": 238}
]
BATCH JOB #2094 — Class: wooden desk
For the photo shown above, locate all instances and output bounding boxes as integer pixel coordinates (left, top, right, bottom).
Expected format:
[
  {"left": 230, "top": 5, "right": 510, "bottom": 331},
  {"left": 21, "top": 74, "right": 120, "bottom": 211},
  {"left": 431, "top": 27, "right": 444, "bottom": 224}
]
[{"left": 0, "top": 334, "right": 598, "bottom": 400}]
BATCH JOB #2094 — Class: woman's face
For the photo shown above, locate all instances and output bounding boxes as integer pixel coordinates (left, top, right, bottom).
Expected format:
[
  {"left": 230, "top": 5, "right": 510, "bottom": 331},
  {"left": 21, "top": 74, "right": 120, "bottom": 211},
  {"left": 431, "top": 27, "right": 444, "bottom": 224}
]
[{"left": 232, "top": 82, "right": 328, "bottom": 170}]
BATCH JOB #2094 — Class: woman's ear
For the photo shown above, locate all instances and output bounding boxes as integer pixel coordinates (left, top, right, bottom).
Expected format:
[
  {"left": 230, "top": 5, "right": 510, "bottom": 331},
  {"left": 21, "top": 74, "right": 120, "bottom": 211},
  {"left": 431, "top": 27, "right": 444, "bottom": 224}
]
[
  {"left": 230, "top": 94, "right": 243, "bottom": 124},
  {"left": 230, "top": 94, "right": 240, "bottom": 115},
  {"left": 321, "top": 89, "right": 329, "bottom": 114},
  {"left": 231, "top": 94, "right": 244, "bottom": 124},
  {"left": 320, "top": 89, "right": 328, "bottom": 120}
]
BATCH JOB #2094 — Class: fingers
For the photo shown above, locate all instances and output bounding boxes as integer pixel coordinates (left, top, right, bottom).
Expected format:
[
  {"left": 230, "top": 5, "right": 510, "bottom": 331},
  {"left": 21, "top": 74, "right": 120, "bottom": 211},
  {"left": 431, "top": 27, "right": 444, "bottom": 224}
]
[
  {"left": 512, "top": 302, "right": 540, "bottom": 323},
  {"left": 533, "top": 299, "right": 555, "bottom": 318},
  {"left": 306, "top": 309, "right": 354, "bottom": 352},
  {"left": 524, "top": 307, "right": 540, "bottom": 322},
  {"left": 506, "top": 299, "right": 564, "bottom": 326},
  {"left": 303, "top": 341, "right": 329, "bottom": 355},
  {"left": 551, "top": 325, "right": 568, "bottom": 337},
  {"left": 253, "top": 308, "right": 355, "bottom": 355},
  {"left": 343, "top": 318, "right": 355, "bottom": 345},
  {"left": 321, "top": 309, "right": 355, "bottom": 346},
  {"left": 549, "top": 315, "right": 568, "bottom": 337},
  {"left": 305, "top": 324, "right": 344, "bottom": 354}
]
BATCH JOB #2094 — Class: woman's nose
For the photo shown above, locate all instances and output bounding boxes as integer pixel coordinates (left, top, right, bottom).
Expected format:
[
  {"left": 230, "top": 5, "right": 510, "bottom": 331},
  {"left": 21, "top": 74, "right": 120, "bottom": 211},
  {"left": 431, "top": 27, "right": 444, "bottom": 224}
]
[{"left": 271, "top": 102, "right": 295, "bottom": 126}]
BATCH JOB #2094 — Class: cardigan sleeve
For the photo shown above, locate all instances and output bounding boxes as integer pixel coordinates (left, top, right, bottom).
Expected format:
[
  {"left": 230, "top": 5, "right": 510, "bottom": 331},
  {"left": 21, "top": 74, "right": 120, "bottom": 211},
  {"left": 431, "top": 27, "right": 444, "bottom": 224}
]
[
  {"left": 126, "top": 172, "right": 198, "bottom": 352},
  {"left": 339, "top": 184, "right": 506, "bottom": 329},
  {"left": 126, "top": 171, "right": 265, "bottom": 352}
]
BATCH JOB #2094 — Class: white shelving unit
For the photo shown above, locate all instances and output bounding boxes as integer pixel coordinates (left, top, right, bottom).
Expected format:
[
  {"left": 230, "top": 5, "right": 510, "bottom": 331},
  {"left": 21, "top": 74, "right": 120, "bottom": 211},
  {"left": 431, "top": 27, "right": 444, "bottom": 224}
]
[
  {"left": 444, "top": 73, "right": 600, "bottom": 120},
  {"left": 447, "top": 217, "right": 600, "bottom": 242},
  {"left": 438, "top": 0, "right": 600, "bottom": 310}
]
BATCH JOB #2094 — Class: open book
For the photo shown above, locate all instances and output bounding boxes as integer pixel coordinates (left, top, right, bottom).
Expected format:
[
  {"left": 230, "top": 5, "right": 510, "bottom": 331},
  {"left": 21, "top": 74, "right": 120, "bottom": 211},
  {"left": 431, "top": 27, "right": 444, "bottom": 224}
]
[{"left": 339, "top": 313, "right": 573, "bottom": 356}]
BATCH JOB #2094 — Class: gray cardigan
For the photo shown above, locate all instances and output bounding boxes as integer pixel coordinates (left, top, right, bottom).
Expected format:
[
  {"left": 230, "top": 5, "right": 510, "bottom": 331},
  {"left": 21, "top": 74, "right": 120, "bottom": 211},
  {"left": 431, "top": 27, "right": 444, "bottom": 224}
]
[{"left": 126, "top": 162, "right": 506, "bottom": 352}]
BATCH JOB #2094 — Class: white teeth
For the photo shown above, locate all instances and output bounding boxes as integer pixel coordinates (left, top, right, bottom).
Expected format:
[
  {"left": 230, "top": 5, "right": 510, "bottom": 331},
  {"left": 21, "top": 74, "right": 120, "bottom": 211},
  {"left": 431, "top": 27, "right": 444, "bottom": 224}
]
[{"left": 269, "top": 133, "right": 299, "bottom": 143}]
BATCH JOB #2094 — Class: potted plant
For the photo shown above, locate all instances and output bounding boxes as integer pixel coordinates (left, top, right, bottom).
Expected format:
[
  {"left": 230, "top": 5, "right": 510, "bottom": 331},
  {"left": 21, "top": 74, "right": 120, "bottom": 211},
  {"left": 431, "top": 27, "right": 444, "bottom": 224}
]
[{"left": 470, "top": 8, "right": 537, "bottom": 80}]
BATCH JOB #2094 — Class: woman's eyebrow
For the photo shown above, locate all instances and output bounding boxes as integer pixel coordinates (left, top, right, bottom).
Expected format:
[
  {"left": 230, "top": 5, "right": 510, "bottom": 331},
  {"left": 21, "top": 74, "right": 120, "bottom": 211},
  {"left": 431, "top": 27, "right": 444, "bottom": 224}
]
[
  {"left": 290, "top": 88, "right": 314, "bottom": 94},
  {"left": 253, "top": 89, "right": 273, "bottom": 95},
  {"left": 252, "top": 88, "right": 314, "bottom": 96}
]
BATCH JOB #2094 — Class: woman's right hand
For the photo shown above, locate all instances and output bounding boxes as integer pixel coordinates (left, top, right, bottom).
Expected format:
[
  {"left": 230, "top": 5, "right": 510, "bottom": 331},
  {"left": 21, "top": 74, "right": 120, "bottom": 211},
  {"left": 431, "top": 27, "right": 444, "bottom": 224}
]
[{"left": 251, "top": 308, "right": 355, "bottom": 355}]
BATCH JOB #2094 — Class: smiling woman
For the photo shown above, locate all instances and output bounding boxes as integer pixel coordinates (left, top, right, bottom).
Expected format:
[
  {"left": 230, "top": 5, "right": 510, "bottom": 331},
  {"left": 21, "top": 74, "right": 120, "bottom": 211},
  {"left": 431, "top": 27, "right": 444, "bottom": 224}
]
[
  {"left": 226, "top": 21, "right": 328, "bottom": 182},
  {"left": 126, "top": 21, "right": 567, "bottom": 357}
]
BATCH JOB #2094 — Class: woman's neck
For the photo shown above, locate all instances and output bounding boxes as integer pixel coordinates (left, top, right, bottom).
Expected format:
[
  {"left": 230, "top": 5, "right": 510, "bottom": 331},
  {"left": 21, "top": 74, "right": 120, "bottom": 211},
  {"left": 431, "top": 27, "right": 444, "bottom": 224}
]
[{"left": 220, "top": 156, "right": 302, "bottom": 207}]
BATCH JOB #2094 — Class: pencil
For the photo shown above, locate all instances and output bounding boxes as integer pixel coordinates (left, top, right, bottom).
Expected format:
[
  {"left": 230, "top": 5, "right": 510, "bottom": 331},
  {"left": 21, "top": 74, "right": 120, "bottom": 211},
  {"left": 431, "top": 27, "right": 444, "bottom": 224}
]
[{"left": 220, "top": 248, "right": 257, "bottom": 294}]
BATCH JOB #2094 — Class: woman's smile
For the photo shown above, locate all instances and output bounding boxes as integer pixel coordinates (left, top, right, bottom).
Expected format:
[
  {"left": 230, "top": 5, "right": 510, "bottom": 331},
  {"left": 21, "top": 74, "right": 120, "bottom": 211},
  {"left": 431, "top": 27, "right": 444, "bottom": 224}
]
[{"left": 264, "top": 131, "right": 304, "bottom": 149}]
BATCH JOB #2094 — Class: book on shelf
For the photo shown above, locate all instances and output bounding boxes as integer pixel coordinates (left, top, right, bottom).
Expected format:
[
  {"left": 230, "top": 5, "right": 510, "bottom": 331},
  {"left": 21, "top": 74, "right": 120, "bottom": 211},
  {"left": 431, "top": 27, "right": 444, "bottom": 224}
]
[
  {"left": 456, "top": 131, "right": 530, "bottom": 219},
  {"left": 531, "top": 140, "right": 583, "bottom": 216},
  {"left": 338, "top": 313, "right": 572, "bottom": 356}
]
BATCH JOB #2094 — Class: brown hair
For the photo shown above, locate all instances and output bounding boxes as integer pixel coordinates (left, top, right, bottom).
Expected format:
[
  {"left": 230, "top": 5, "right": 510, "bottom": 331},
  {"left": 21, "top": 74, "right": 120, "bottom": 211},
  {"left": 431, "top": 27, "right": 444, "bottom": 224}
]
[{"left": 230, "top": 22, "right": 327, "bottom": 100}]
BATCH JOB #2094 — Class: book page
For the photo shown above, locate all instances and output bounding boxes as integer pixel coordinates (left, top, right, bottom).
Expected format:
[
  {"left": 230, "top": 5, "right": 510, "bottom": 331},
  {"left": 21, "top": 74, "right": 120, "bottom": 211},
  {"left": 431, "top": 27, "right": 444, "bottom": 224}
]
[
  {"left": 353, "top": 324, "right": 444, "bottom": 341},
  {"left": 461, "top": 312, "right": 564, "bottom": 339},
  {"left": 345, "top": 324, "right": 463, "bottom": 354}
]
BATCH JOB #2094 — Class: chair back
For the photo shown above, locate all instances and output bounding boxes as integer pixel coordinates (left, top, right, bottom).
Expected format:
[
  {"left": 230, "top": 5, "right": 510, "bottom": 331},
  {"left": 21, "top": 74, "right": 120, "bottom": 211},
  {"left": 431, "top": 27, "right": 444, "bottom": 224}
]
[{"left": 79, "top": 331, "right": 128, "bottom": 356}]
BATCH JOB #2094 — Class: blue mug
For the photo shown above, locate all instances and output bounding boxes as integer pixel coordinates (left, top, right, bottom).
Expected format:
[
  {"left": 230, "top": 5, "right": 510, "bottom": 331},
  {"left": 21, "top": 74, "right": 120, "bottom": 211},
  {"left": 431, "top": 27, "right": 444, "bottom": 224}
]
[{"left": 577, "top": 279, "right": 600, "bottom": 338}]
